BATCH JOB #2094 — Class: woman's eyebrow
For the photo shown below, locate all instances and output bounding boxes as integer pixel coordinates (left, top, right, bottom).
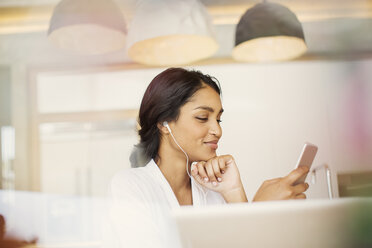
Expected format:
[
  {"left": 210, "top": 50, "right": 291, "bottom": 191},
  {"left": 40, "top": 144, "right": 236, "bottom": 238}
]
[{"left": 194, "top": 106, "right": 224, "bottom": 113}]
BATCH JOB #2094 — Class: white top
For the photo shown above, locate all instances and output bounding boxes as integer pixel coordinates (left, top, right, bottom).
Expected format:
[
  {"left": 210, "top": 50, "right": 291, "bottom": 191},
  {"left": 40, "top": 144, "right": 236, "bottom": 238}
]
[{"left": 104, "top": 159, "right": 226, "bottom": 248}]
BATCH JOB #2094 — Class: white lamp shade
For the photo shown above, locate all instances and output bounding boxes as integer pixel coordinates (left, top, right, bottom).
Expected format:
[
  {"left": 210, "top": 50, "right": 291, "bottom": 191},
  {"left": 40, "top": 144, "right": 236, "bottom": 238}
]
[
  {"left": 126, "top": 0, "right": 218, "bottom": 66},
  {"left": 48, "top": 0, "right": 127, "bottom": 55}
]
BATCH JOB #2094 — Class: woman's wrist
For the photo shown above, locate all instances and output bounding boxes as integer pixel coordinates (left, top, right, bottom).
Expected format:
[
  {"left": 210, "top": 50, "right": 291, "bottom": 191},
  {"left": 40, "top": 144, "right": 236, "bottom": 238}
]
[{"left": 221, "top": 185, "right": 248, "bottom": 203}]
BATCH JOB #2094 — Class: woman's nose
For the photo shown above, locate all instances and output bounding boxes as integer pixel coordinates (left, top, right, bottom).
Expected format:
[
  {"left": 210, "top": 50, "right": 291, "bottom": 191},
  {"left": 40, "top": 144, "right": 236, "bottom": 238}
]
[{"left": 209, "top": 121, "right": 222, "bottom": 137}]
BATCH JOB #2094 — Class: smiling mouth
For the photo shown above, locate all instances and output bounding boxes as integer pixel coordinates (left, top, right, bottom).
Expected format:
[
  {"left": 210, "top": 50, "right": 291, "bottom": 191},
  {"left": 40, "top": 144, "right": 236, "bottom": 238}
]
[{"left": 204, "top": 141, "right": 218, "bottom": 150}]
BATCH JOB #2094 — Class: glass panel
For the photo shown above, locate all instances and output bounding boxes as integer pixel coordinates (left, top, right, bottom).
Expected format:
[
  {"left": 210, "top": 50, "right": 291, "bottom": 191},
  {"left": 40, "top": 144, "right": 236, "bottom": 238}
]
[
  {"left": 39, "top": 119, "right": 138, "bottom": 196},
  {"left": 36, "top": 69, "right": 163, "bottom": 113},
  {"left": 1, "top": 126, "right": 15, "bottom": 190}
]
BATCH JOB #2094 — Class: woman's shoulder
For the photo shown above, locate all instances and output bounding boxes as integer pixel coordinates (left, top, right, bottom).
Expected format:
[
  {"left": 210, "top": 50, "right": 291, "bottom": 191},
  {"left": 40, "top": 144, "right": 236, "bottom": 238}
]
[
  {"left": 108, "top": 163, "right": 170, "bottom": 207},
  {"left": 109, "top": 161, "right": 157, "bottom": 197},
  {"left": 110, "top": 166, "right": 151, "bottom": 189}
]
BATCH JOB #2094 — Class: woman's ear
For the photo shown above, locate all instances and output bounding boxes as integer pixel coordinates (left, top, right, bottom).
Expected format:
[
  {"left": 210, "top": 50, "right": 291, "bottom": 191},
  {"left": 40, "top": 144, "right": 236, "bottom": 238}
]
[{"left": 157, "top": 122, "right": 170, "bottom": 134}]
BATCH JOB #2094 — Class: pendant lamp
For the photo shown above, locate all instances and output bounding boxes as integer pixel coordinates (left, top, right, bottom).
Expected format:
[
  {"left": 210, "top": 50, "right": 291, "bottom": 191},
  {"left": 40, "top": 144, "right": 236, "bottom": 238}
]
[
  {"left": 232, "top": 2, "right": 307, "bottom": 63},
  {"left": 48, "top": 0, "right": 127, "bottom": 55},
  {"left": 126, "top": 0, "right": 218, "bottom": 66}
]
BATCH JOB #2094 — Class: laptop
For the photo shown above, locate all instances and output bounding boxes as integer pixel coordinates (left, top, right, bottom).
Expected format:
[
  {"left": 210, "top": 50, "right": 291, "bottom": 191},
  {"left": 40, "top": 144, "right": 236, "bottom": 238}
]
[{"left": 171, "top": 198, "right": 367, "bottom": 248}]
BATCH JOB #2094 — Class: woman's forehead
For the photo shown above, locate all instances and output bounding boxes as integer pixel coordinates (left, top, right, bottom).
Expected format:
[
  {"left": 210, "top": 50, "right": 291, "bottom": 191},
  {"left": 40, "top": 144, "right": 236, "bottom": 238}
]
[{"left": 187, "top": 86, "right": 222, "bottom": 110}]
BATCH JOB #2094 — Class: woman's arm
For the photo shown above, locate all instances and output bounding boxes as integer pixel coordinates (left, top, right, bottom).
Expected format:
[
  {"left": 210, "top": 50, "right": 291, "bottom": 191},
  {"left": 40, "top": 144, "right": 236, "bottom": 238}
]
[
  {"left": 220, "top": 186, "right": 248, "bottom": 203},
  {"left": 191, "top": 155, "right": 310, "bottom": 203}
]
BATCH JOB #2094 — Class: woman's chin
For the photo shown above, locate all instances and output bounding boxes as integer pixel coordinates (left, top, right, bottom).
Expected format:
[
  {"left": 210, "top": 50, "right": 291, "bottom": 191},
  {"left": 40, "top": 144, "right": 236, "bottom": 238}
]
[{"left": 195, "top": 152, "right": 217, "bottom": 162}]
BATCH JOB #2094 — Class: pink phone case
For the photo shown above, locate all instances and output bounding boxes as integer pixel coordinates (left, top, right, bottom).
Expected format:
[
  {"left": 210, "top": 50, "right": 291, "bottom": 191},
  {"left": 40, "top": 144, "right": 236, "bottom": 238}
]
[{"left": 293, "top": 142, "right": 318, "bottom": 185}]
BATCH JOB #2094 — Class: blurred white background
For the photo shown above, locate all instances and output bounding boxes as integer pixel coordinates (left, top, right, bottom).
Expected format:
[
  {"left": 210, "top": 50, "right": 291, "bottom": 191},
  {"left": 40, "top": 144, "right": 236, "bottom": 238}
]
[{"left": 1, "top": 0, "right": 372, "bottom": 247}]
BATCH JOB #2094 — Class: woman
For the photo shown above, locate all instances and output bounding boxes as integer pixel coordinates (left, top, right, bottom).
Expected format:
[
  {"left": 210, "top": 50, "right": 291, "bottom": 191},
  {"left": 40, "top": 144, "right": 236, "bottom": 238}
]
[{"left": 106, "top": 68, "right": 309, "bottom": 248}]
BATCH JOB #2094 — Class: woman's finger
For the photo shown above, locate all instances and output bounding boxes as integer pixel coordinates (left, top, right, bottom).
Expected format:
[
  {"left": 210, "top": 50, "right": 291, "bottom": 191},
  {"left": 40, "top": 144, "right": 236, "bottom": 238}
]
[
  {"left": 292, "top": 183, "right": 309, "bottom": 195},
  {"left": 219, "top": 154, "right": 234, "bottom": 166},
  {"left": 295, "top": 193, "right": 307, "bottom": 199},
  {"left": 191, "top": 163, "right": 204, "bottom": 184},
  {"left": 205, "top": 161, "right": 218, "bottom": 186},
  {"left": 196, "top": 162, "right": 209, "bottom": 182},
  {"left": 283, "top": 166, "right": 309, "bottom": 185},
  {"left": 218, "top": 157, "right": 227, "bottom": 174},
  {"left": 211, "top": 159, "right": 223, "bottom": 182}
]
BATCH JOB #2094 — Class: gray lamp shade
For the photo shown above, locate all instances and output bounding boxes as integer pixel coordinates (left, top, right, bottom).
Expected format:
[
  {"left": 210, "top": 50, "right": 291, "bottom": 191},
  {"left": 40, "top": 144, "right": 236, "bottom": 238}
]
[
  {"left": 232, "top": 2, "right": 307, "bottom": 62},
  {"left": 48, "top": 0, "right": 127, "bottom": 55}
]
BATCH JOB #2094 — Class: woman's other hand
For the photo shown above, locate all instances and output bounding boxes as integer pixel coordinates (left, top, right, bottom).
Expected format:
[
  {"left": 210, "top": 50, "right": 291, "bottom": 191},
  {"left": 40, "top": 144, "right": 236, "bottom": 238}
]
[
  {"left": 252, "top": 166, "right": 310, "bottom": 202},
  {"left": 191, "top": 155, "right": 247, "bottom": 203}
]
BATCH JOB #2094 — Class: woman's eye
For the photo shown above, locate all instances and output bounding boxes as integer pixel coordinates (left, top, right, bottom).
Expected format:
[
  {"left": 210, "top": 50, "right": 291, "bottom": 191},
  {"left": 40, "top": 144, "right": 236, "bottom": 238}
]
[
  {"left": 196, "top": 117, "right": 222, "bottom": 124},
  {"left": 196, "top": 117, "right": 208, "bottom": 121}
]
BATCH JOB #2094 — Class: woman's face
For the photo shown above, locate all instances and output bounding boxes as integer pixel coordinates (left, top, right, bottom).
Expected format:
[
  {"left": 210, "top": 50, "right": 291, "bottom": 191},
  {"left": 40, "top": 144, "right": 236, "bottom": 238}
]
[{"left": 168, "top": 85, "right": 223, "bottom": 162}]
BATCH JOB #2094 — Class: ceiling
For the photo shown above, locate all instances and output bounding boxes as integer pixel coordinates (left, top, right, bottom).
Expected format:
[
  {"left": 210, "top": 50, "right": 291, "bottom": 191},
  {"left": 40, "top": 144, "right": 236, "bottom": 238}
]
[
  {"left": 1, "top": 0, "right": 372, "bottom": 33},
  {"left": 0, "top": 0, "right": 372, "bottom": 65}
]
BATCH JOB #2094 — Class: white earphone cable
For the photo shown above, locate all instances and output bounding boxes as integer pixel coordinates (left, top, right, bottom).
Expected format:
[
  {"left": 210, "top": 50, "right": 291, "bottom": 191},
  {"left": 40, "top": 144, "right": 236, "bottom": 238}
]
[
  {"left": 166, "top": 123, "right": 208, "bottom": 204},
  {"left": 168, "top": 130, "right": 192, "bottom": 178}
]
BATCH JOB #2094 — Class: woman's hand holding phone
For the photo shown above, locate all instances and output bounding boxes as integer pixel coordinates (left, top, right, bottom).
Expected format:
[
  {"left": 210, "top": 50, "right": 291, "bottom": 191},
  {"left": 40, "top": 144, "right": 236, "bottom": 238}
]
[
  {"left": 252, "top": 166, "right": 310, "bottom": 202},
  {"left": 191, "top": 155, "right": 248, "bottom": 203},
  {"left": 252, "top": 142, "right": 316, "bottom": 201}
]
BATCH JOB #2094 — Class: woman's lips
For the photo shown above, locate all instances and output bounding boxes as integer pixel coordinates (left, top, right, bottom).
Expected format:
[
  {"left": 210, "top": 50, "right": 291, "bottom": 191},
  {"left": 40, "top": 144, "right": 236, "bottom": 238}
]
[{"left": 204, "top": 141, "right": 218, "bottom": 150}]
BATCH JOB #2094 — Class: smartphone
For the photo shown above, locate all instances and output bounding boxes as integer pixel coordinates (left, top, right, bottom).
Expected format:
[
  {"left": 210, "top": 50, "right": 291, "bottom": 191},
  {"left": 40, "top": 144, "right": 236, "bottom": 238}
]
[{"left": 293, "top": 142, "right": 318, "bottom": 185}]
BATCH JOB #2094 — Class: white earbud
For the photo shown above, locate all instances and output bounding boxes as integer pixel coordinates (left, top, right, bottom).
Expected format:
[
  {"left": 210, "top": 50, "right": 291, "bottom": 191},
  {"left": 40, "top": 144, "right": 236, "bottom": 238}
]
[
  {"left": 163, "top": 121, "right": 172, "bottom": 133},
  {"left": 163, "top": 121, "right": 170, "bottom": 132}
]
